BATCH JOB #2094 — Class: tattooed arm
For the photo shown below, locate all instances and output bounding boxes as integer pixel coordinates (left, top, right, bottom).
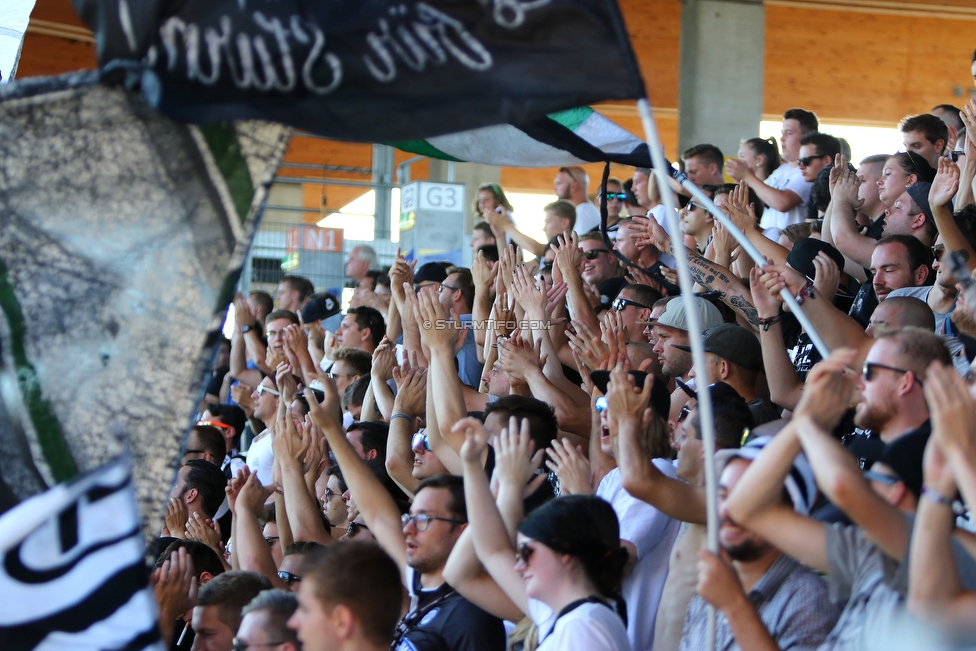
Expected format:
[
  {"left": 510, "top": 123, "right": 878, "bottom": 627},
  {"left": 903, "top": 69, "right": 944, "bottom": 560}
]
[{"left": 676, "top": 243, "right": 760, "bottom": 330}]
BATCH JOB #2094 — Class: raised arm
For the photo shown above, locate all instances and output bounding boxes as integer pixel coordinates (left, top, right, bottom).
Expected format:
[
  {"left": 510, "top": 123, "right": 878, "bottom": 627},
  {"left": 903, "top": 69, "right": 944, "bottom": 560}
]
[
  {"left": 551, "top": 233, "right": 602, "bottom": 335},
  {"left": 829, "top": 164, "right": 875, "bottom": 269},
  {"left": 369, "top": 338, "right": 398, "bottom": 421},
  {"left": 417, "top": 289, "right": 470, "bottom": 450},
  {"left": 385, "top": 367, "right": 428, "bottom": 496},
  {"left": 471, "top": 250, "right": 498, "bottom": 349},
  {"left": 304, "top": 382, "right": 410, "bottom": 583},
  {"left": 456, "top": 416, "right": 535, "bottom": 617},
  {"left": 725, "top": 159, "right": 803, "bottom": 214},
  {"left": 606, "top": 363, "right": 707, "bottom": 524},
  {"left": 234, "top": 470, "right": 287, "bottom": 588},
  {"left": 750, "top": 266, "right": 805, "bottom": 410},
  {"left": 931, "top": 158, "right": 976, "bottom": 271},
  {"left": 486, "top": 210, "right": 546, "bottom": 258},
  {"left": 910, "top": 362, "right": 976, "bottom": 624},
  {"left": 272, "top": 405, "right": 332, "bottom": 545},
  {"left": 726, "top": 352, "right": 858, "bottom": 574}
]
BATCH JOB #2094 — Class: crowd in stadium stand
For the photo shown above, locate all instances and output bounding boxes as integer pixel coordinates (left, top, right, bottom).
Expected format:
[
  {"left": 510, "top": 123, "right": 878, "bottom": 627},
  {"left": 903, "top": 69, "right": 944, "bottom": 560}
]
[{"left": 150, "top": 52, "right": 976, "bottom": 651}]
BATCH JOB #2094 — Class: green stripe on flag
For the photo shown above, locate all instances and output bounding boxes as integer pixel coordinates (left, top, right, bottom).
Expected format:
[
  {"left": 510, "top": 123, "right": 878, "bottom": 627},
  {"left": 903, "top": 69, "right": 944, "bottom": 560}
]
[
  {"left": 547, "top": 106, "right": 595, "bottom": 134},
  {"left": 200, "top": 123, "right": 255, "bottom": 223},
  {"left": 0, "top": 258, "right": 78, "bottom": 483},
  {"left": 389, "top": 139, "right": 464, "bottom": 162}
]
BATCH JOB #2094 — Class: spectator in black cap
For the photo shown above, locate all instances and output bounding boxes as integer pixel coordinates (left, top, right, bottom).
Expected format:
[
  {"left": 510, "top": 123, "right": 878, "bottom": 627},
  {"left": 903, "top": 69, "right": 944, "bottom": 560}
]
[
  {"left": 301, "top": 292, "right": 341, "bottom": 371},
  {"left": 674, "top": 324, "right": 779, "bottom": 425}
]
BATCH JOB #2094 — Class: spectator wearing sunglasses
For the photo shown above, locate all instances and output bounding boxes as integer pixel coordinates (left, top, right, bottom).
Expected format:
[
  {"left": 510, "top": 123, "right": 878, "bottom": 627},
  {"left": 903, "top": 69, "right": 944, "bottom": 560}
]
[
  {"left": 236, "top": 589, "right": 300, "bottom": 651},
  {"left": 578, "top": 232, "right": 621, "bottom": 287},
  {"left": 276, "top": 542, "right": 325, "bottom": 594},
  {"left": 797, "top": 133, "right": 841, "bottom": 184},
  {"left": 245, "top": 375, "right": 281, "bottom": 486},
  {"left": 612, "top": 283, "right": 664, "bottom": 344},
  {"left": 596, "top": 177, "right": 627, "bottom": 233}
]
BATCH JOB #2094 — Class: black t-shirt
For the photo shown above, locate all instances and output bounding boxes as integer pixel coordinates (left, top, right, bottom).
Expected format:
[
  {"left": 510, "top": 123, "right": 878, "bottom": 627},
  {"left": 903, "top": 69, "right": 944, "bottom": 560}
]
[
  {"left": 780, "top": 313, "right": 822, "bottom": 383},
  {"left": 395, "top": 570, "right": 506, "bottom": 651}
]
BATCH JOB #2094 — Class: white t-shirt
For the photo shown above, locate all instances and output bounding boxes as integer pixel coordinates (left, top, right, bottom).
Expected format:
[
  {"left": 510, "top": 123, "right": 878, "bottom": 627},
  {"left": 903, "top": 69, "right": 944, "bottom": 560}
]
[
  {"left": 245, "top": 430, "right": 274, "bottom": 486},
  {"left": 575, "top": 201, "right": 602, "bottom": 234},
  {"left": 597, "top": 464, "right": 681, "bottom": 651},
  {"left": 529, "top": 599, "right": 631, "bottom": 651},
  {"left": 759, "top": 163, "right": 812, "bottom": 236}
]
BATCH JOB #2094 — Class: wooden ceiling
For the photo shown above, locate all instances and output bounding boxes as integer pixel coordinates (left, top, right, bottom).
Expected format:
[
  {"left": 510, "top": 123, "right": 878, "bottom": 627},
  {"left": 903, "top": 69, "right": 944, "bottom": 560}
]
[{"left": 14, "top": 0, "right": 976, "bottom": 214}]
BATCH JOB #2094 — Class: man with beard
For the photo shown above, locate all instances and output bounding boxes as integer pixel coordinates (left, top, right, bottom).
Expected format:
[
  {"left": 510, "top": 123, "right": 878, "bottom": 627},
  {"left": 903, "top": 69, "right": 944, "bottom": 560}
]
[
  {"left": 679, "top": 439, "right": 838, "bottom": 651},
  {"left": 648, "top": 297, "right": 724, "bottom": 385},
  {"left": 855, "top": 329, "right": 949, "bottom": 444}
]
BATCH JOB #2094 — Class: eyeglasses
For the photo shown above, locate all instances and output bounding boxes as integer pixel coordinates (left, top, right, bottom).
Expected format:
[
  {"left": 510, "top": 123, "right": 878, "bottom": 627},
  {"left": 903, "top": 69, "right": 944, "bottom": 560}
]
[
  {"left": 438, "top": 283, "right": 459, "bottom": 293},
  {"left": 797, "top": 155, "right": 826, "bottom": 167},
  {"left": 327, "top": 371, "right": 356, "bottom": 380},
  {"left": 232, "top": 638, "right": 286, "bottom": 651},
  {"left": 931, "top": 245, "right": 945, "bottom": 261},
  {"left": 612, "top": 297, "right": 649, "bottom": 312},
  {"left": 413, "top": 281, "right": 438, "bottom": 293},
  {"left": 346, "top": 521, "right": 369, "bottom": 538},
  {"left": 515, "top": 542, "right": 535, "bottom": 565},
  {"left": 277, "top": 570, "right": 301, "bottom": 586},
  {"left": 401, "top": 513, "right": 466, "bottom": 531},
  {"left": 582, "top": 249, "right": 611, "bottom": 260},
  {"left": 863, "top": 471, "right": 900, "bottom": 485},
  {"left": 411, "top": 432, "right": 431, "bottom": 451},
  {"left": 862, "top": 361, "right": 922, "bottom": 387},
  {"left": 324, "top": 488, "right": 341, "bottom": 502},
  {"left": 256, "top": 385, "right": 280, "bottom": 397},
  {"left": 605, "top": 192, "right": 627, "bottom": 201}
]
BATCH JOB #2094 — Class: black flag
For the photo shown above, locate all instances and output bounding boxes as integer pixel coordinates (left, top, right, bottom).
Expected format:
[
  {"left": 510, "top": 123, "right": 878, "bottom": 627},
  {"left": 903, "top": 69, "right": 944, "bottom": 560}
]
[{"left": 72, "top": 0, "right": 646, "bottom": 141}]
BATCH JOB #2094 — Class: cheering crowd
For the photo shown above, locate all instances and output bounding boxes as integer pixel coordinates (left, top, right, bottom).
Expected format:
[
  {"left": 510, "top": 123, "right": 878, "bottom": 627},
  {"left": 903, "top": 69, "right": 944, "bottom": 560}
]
[{"left": 150, "top": 55, "right": 976, "bottom": 651}]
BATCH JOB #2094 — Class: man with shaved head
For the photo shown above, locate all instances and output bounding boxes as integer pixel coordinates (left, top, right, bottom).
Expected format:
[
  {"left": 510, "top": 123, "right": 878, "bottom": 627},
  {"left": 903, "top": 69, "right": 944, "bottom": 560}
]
[{"left": 555, "top": 166, "right": 601, "bottom": 234}]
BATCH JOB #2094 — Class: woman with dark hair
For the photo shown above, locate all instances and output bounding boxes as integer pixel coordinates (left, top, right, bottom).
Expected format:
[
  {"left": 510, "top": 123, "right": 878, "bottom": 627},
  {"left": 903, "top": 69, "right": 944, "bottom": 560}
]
[
  {"left": 733, "top": 137, "right": 781, "bottom": 181},
  {"left": 877, "top": 152, "right": 931, "bottom": 207},
  {"left": 473, "top": 182, "right": 515, "bottom": 220},
  {"left": 455, "top": 416, "right": 631, "bottom": 651}
]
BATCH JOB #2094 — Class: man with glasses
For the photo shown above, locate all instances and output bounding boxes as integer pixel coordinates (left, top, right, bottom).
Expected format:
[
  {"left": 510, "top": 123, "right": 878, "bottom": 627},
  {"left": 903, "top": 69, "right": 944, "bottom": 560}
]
[
  {"left": 613, "top": 283, "right": 664, "bottom": 344},
  {"left": 436, "top": 268, "right": 483, "bottom": 388},
  {"left": 855, "top": 328, "right": 949, "bottom": 445},
  {"left": 555, "top": 165, "right": 601, "bottom": 234},
  {"left": 796, "top": 132, "right": 841, "bottom": 184},
  {"left": 235, "top": 590, "right": 300, "bottom": 651},
  {"left": 597, "top": 177, "right": 627, "bottom": 233},
  {"left": 311, "top": 391, "right": 505, "bottom": 651}
]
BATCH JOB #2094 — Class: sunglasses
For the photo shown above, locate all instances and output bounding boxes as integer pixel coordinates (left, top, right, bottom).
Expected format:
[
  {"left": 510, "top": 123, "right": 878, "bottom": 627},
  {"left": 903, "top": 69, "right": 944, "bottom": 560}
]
[
  {"left": 863, "top": 471, "right": 900, "bottom": 485},
  {"left": 931, "top": 245, "right": 945, "bottom": 261},
  {"left": 438, "top": 283, "right": 459, "bottom": 293},
  {"left": 862, "top": 361, "right": 922, "bottom": 387},
  {"left": 346, "top": 521, "right": 369, "bottom": 538},
  {"left": 277, "top": 570, "right": 302, "bottom": 586},
  {"left": 515, "top": 542, "right": 535, "bottom": 565},
  {"left": 797, "top": 155, "right": 826, "bottom": 167},
  {"left": 256, "top": 385, "right": 280, "bottom": 397},
  {"left": 583, "top": 249, "right": 611, "bottom": 260},
  {"left": 413, "top": 281, "right": 438, "bottom": 293},
  {"left": 595, "top": 396, "right": 608, "bottom": 413},
  {"left": 605, "top": 192, "right": 627, "bottom": 201},
  {"left": 612, "top": 297, "right": 649, "bottom": 312},
  {"left": 684, "top": 201, "right": 701, "bottom": 211},
  {"left": 677, "top": 404, "right": 692, "bottom": 423},
  {"left": 197, "top": 420, "right": 234, "bottom": 433},
  {"left": 412, "top": 432, "right": 431, "bottom": 451}
]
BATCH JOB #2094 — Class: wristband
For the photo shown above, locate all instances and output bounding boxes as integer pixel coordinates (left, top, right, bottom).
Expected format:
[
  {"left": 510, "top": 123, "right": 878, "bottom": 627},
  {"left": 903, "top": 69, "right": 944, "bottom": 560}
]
[
  {"left": 390, "top": 413, "right": 414, "bottom": 424},
  {"left": 921, "top": 486, "right": 965, "bottom": 515},
  {"left": 794, "top": 281, "right": 815, "bottom": 306},
  {"left": 757, "top": 315, "right": 782, "bottom": 331}
]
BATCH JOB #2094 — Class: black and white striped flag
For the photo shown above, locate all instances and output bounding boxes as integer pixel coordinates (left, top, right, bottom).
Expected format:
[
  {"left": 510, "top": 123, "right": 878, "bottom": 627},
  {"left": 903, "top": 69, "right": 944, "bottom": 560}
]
[{"left": 0, "top": 455, "right": 163, "bottom": 651}]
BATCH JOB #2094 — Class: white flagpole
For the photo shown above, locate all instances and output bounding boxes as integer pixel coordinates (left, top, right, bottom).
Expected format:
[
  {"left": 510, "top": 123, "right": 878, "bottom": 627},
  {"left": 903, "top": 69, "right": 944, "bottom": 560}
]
[
  {"left": 675, "top": 181, "right": 830, "bottom": 358},
  {"left": 636, "top": 98, "right": 719, "bottom": 651}
]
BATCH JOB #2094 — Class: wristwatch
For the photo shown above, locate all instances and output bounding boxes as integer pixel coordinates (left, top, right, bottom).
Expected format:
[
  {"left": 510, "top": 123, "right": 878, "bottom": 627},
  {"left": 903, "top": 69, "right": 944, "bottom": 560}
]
[{"left": 242, "top": 324, "right": 254, "bottom": 334}]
